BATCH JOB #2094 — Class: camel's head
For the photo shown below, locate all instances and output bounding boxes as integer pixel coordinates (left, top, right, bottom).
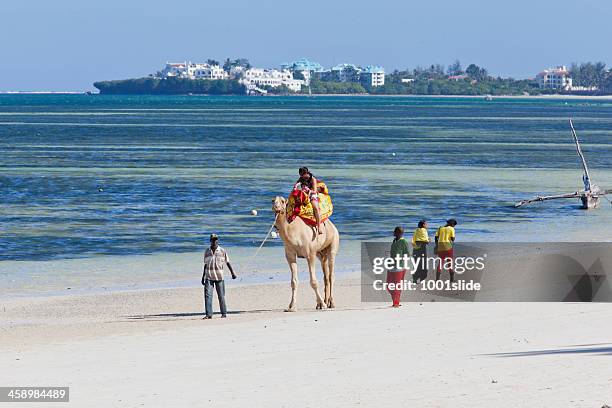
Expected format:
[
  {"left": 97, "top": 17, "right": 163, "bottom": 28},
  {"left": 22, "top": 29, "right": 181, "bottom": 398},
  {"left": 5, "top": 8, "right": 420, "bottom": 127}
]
[{"left": 272, "top": 196, "right": 287, "bottom": 215}]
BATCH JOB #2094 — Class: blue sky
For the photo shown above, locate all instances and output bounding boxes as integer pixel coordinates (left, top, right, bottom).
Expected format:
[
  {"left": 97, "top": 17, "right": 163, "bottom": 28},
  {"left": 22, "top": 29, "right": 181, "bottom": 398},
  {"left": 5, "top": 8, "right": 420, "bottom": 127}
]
[{"left": 2, "top": 0, "right": 611, "bottom": 91}]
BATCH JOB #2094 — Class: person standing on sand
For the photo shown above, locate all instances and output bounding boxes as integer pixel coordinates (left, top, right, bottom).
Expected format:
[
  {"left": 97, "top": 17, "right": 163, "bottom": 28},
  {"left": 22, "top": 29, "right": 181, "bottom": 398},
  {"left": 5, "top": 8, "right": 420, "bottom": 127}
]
[
  {"left": 411, "top": 220, "right": 430, "bottom": 283},
  {"left": 435, "top": 219, "right": 457, "bottom": 282},
  {"left": 202, "top": 234, "right": 236, "bottom": 319},
  {"left": 387, "top": 226, "right": 410, "bottom": 307}
]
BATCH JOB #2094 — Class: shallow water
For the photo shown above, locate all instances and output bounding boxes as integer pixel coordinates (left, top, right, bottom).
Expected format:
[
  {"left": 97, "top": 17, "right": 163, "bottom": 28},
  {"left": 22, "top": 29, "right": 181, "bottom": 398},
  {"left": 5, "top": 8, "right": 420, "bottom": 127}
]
[{"left": 1, "top": 95, "right": 611, "bottom": 264}]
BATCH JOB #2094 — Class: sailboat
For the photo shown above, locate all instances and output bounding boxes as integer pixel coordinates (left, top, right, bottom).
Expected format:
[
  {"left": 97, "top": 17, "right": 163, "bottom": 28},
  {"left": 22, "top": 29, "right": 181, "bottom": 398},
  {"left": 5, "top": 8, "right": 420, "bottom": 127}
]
[{"left": 514, "top": 119, "right": 611, "bottom": 210}]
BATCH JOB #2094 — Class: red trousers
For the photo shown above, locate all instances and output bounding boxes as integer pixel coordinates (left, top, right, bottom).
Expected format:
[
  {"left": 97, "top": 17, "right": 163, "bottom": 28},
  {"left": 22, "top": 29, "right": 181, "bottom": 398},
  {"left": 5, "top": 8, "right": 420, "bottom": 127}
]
[
  {"left": 386, "top": 270, "right": 406, "bottom": 306},
  {"left": 437, "top": 249, "right": 454, "bottom": 272}
]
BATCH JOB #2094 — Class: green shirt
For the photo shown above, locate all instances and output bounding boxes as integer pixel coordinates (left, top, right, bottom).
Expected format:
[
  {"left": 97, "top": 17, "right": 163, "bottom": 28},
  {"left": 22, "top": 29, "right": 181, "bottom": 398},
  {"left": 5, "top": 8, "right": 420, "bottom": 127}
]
[{"left": 390, "top": 237, "right": 410, "bottom": 258}]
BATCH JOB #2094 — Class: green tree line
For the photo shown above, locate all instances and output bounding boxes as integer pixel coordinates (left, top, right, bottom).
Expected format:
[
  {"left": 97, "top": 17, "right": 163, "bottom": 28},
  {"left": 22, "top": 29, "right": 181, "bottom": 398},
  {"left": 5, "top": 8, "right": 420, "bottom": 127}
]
[
  {"left": 307, "top": 79, "right": 367, "bottom": 94},
  {"left": 570, "top": 62, "right": 612, "bottom": 91},
  {"left": 370, "top": 77, "right": 538, "bottom": 96},
  {"left": 93, "top": 77, "right": 245, "bottom": 95},
  {"left": 375, "top": 62, "right": 536, "bottom": 95}
]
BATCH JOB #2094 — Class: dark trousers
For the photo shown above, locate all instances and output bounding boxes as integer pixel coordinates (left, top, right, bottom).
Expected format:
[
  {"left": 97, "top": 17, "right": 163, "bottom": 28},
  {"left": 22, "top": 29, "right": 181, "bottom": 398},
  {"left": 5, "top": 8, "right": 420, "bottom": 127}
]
[
  {"left": 204, "top": 279, "right": 227, "bottom": 317},
  {"left": 413, "top": 246, "right": 428, "bottom": 283}
]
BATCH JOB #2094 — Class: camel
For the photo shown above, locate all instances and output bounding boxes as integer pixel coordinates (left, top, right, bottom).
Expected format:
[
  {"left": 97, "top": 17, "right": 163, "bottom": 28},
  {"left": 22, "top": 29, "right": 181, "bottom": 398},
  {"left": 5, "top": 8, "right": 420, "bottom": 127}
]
[{"left": 272, "top": 196, "right": 340, "bottom": 311}]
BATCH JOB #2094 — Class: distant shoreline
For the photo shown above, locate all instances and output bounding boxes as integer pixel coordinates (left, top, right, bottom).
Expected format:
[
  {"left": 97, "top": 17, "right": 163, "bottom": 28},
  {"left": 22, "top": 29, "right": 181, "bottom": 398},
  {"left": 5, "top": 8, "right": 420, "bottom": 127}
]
[
  {"left": 2, "top": 92, "right": 612, "bottom": 99},
  {"left": 301, "top": 94, "right": 612, "bottom": 99},
  {"left": 0, "top": 91, "right": 86, "bottom": 94}
]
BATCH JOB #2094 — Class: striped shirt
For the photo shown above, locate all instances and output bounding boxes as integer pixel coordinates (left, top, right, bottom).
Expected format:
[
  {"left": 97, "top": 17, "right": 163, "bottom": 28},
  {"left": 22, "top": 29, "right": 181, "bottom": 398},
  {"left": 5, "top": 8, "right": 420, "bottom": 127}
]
[{"left": 204, "top": 246, "right": 230, "bottom": 281}]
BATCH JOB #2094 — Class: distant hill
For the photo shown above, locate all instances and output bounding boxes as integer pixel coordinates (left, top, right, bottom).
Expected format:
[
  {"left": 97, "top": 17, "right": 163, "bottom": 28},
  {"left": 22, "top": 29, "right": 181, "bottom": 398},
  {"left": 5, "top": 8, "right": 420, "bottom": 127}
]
[{"left": 93, "top": 77, "right": 246, "bottom": 95}]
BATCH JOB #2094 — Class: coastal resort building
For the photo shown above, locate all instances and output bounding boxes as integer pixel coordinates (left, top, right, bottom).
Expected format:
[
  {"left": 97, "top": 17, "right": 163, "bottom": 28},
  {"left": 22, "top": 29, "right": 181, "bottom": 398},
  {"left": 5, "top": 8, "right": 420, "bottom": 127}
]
[
  {"left": 158, "top": 58, "right": 386, "bottom": 93},
  {"left": 315, "top": 64, "right": 385, "bottom": 87},
  {"left": 161, "top": 62, "right": 188, "bottom": 78},
  {"left": 536, "top": 66, "right": 573, "bottom": 90},
  {"left": 281, "top": 58, "right": 324, "bottom": 85},
  {"left": 161, "top": 61, "right": 228, "bottom": 80},
  {"left": 328, "top": 63, "right": 361, "bottom": 83},
  {"left": 360, "top": 65, "right": 385, "bottom": 87},
  {"left": 240, "top": 68, "right": 305, "bottom": 93},
  {"left": 190, "top": 64, "right": 228, "bottom": 80}
]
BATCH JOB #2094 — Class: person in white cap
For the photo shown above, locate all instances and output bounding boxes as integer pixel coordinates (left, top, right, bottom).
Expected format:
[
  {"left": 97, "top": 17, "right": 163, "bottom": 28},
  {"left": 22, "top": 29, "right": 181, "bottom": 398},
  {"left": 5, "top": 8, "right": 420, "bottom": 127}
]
[{"left": 202, "top": 233, "right": 236, "bottom": 319}]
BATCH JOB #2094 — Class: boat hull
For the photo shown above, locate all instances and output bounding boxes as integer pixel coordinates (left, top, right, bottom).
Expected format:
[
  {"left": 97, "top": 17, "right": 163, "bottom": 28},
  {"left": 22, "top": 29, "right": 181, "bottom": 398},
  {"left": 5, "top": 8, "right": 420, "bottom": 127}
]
[{"left": 580, "top": 194, "right": 599, "bottom": 209}]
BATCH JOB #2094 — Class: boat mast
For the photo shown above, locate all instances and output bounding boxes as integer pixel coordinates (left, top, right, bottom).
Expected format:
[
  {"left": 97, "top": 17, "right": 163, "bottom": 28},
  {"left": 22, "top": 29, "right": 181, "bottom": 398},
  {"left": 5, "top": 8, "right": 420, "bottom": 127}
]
[
  {"left": 514, "top": 120, "right": 609, "bottom": 209},
  {"left": 569, "top": 118, "right": 592, "bottom": 191}
]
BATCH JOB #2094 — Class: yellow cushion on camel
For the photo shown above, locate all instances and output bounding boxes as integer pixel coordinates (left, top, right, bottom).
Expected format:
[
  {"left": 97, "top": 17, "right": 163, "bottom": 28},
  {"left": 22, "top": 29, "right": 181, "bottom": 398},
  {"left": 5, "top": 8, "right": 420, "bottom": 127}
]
[{"left": 286, "top": 183, "right": 333, "bottom": 227}]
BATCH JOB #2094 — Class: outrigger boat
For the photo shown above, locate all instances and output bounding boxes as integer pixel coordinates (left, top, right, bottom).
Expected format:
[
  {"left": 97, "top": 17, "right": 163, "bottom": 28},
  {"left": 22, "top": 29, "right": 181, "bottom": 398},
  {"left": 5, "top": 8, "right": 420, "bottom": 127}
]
[{"left": 514, "top": 119, "right": 611, "bottom": 210}]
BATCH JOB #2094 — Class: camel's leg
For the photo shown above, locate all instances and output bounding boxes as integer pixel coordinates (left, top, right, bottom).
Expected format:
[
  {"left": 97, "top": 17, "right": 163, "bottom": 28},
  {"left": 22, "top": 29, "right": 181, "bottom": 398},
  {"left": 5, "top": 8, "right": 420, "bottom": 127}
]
[
  {"left": 327, "top": 254, "right": 336, "bottom": 308},
  {"left": 307, "top": 254, "right": 325, "bottom": 310},
  {"left": 285, "top": 252, "right": 298, "bottom": 312},
  {"left": 319, "top": 250, "right": 331, "bottom": 307},
  {"left": 327, "top": 234, "right": 340, "bottom": 309}
]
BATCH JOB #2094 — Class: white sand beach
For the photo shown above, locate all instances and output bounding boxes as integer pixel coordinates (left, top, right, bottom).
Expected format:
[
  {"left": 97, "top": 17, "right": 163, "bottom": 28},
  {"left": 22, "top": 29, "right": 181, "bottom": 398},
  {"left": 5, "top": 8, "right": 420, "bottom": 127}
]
[
  {"left": 2, "top": 272, "right": 612, "bottom": 408},
  {"left": 2, "top": 92, "right": 612, "bottom": 407}
]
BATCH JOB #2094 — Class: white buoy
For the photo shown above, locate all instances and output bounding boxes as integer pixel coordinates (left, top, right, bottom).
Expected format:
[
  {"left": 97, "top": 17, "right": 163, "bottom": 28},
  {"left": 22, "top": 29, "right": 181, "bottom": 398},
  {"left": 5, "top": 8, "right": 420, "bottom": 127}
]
[
  {"left": 392, "top": 152, "right": 396, "bottom": 156},
  {"left": 270, "top": 231, "right": 278, "bottom": 239},
  {"left": 251, "top": 209, "right": 258, "bottom": 216}
]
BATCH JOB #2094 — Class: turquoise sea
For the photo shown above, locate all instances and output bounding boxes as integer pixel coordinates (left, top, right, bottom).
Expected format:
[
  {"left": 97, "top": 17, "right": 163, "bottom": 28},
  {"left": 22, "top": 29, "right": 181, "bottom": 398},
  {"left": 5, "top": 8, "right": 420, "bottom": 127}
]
[{"left": 1, "top": 95, "right": 611, "bottom": 263}]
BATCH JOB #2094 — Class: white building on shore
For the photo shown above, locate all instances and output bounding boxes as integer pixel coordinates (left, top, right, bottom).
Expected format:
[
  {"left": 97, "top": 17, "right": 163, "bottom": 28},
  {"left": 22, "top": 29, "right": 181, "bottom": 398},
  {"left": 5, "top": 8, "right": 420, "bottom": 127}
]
[
  {"left": 191, "top": 63, "right": 228, "bottom": 80},
  {"left": 360, "top": 65, "right": 385, "bottom": 87},
  {"left": 329, "top": 64, "right": 361, "bottom": 83},
  {"left": 161, "top": 62, "right": 228, "bottom": 80},
  {"left": 536, "top": 66, "right": 573, "bottom": 90},
  {"left": 157, "top": 58, "right": 386, "bottom": 92},
  {"left": 315, "top": 63, "right": 385, "bottom": 87},
  {"left": 161, "top": 62, "right": 188, "bottom": 78},
  {"left": 240, "top": 68, "right": 304, "bottom": 92},
  {"left": 281, "top": 58, "right": 324, "bottom": 85}
]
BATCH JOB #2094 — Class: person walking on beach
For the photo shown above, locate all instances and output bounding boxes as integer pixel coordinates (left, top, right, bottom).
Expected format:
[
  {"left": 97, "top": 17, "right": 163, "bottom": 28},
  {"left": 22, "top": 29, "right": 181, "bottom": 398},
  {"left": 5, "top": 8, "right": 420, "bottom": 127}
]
[
  {"left": 435, "top": 219, "right": 457, "bottom": 282},
  {"left": 412, "top": 220, "right": 430, "bottom": 283},
  {"left": 202, "top": 233, "right": 236, "bottom": 319},
  {"left": 388, "top": 226, "right": 409, "bottom": 307}
]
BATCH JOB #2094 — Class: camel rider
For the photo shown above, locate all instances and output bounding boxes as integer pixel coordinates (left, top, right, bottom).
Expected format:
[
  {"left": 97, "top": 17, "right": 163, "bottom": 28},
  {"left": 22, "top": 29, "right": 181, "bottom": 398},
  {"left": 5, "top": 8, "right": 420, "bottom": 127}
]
[{"left": 295, "top": 167, "right": 322, "bottom": 235}]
